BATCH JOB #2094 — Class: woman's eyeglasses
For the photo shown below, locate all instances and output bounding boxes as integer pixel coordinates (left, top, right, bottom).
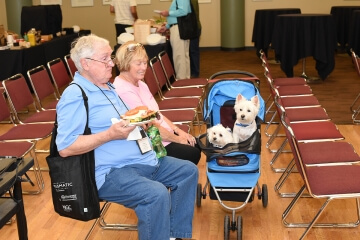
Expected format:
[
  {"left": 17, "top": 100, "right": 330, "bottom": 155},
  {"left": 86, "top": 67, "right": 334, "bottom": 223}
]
[
  {"left": 86, "top": 56, "right": 115, "bottom": 68},
  {"left": 127, "top": 43, "right": 144, "bottom": 52}
]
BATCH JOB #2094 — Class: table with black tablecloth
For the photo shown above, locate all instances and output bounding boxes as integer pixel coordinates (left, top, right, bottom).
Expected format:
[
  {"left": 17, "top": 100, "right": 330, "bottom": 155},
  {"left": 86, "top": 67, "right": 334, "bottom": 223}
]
[
  {"left": 0, "top": 157, "right": 34, "bottom": 240},
  {"left": 330, "top": 6, "right": 360, "bottom": 50},
  {"left": 272, "top": 14, "right": 337, "bottom": 80},
  {"left": 252, "top": 8, "right": 301, "bottom": 57},
  {"left": 0, "top": 30, "right": 90, "bottom": 86},
  {"left": 349, "top": 10, "right": 360, "bottom": 56}
]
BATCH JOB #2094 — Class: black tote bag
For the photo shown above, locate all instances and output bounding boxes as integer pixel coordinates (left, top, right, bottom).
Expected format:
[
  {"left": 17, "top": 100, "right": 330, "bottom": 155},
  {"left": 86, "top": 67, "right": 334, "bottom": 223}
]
[
  {"left": 177, "top": 0, "right": 198, "bottom": 40},
  {"left": 46, "top": 84, "right": 100, "bottom": 221}
]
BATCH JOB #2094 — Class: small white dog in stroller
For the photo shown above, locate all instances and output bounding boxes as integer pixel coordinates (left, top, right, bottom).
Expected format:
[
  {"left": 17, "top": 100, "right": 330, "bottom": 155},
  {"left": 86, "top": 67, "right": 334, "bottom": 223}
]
[
  {"left": 232, "top": 93, "right": 260, "bottom": 143},
  {"left": 207, "top": 124, "right": 234, "bottom": 148}
]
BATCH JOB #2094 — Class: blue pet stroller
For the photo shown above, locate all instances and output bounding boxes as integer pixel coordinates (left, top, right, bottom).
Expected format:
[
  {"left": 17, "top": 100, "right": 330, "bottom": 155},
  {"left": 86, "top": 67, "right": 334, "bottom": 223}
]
[{"left": 196, "top": 71, "right": 268, "bottom": 240}]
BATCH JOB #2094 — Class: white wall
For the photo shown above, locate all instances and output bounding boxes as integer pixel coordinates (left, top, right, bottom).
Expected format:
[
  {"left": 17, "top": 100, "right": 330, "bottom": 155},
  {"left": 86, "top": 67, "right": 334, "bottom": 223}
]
[{"left": 1, "top": 0, "right": 360, "bottom": 48}]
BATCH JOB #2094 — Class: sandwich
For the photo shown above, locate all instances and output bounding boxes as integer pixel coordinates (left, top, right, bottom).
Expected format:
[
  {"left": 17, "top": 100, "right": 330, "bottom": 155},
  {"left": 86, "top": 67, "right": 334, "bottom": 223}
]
[{"left": 121, "top": 106, "right": 158, "bottom": 123}]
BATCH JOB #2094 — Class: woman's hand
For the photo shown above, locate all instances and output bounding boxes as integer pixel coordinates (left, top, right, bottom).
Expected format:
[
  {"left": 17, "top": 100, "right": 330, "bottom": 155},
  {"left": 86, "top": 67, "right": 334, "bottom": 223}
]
[{"left": 177, "top": 130, "right": 196, "bottom": 147}]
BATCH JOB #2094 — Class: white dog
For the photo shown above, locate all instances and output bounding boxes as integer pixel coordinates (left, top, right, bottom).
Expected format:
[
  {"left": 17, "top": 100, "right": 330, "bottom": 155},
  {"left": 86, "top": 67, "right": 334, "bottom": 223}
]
[
  {"left": 232, "top": 94, "right": 260, "bottom": 143},
  {"left": 207, "top": 124, "right": 234, "bottom": 148}
]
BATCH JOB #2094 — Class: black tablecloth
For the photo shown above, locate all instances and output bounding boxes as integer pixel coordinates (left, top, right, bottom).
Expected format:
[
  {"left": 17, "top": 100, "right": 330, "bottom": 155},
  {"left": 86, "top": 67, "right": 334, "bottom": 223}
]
[
  {"left": 330, "top": 6, "right": 360, "bottom": 49},
  {"left": 272, "top": 14, "right": 337, "bottom": 80},
  {"left": 21, "top": 5, "right": 62, "bottom": 36},
  {"left": 252, "top": 8, "right": 301, "bottom": 57},
  {"left": 0, "top": 30, "right": 90, "bottom": 86},
  {"left": 349, "top": 10, "right": 360, "bottom": 56}
]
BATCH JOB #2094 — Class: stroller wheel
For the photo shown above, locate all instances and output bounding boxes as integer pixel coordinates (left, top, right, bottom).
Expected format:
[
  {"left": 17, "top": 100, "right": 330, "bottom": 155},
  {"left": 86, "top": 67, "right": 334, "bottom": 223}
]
[
  {"left": 196, "top": 183, "right": 202, "bottom": 207},
  {"left": 224, "top": 215, "right": 230, "bottom": 240},
  {"left": 262, "top": 184, "right": 268, "bottom": 208},
  {"left": 237, "top": 215, "right": 242, "bottom": 240}
]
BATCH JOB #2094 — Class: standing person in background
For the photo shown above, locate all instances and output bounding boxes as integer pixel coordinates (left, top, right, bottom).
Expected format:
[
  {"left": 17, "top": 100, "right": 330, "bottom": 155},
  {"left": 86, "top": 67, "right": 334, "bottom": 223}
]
[
  {"left": 110, "top": 0, "right": 138, "bottom": 40},
  {"left": 158, "top": 0, "right": 192, "bottom": 79},
  {"left": 190, "top": 0, "right": 201, "bottom": 78}
]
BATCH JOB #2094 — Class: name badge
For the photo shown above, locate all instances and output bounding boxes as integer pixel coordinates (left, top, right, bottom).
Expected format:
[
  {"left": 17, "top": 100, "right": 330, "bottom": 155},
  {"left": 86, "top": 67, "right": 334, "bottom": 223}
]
[{"left": 136, "top": 128, "right": 152, "bottom": 154}]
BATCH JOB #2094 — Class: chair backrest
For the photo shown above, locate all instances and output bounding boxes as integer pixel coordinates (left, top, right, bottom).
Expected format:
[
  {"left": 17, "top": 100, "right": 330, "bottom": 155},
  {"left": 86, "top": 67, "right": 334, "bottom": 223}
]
[
  {"left": 280, "top": 113, "right": 306, "bottom": 181},
  {"left": 0, "top": 91, "right": 13, "bottom": 123},
  {"left": 351, "top": 49, "right": 360, "bottom": 77},
  {"left": 144, "top": 67, "right": 161, "bottom": 97},
  {"left": 149, "top": 56, "right": 170, "bottom": 91},
  {"left": 47, "top": 58, "right": 72, "bottom": 97},
  {"left": 2, "top": 73, "right": 38, "bottom": 123},
  {"left": 64, "top": 54, "right": 77, "bottom": 79},
  {"left": 158, "top": 51, "right": 176, "bottom": 82},
  {"left": 259, "top": 49, "right": 274, "bottom": 80},
  {"left": 27, "top": 65, "right": 58, "bottom": 110}
]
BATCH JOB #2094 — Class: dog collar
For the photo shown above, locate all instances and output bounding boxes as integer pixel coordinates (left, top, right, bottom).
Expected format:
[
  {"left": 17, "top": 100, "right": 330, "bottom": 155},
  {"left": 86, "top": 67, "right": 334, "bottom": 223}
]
[{"left": 236, "top": 122, "right": 252, "bottom": 127}]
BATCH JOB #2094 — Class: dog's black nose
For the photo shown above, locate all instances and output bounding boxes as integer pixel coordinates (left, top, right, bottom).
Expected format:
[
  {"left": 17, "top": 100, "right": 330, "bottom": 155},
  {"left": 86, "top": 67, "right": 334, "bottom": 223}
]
[{"left": 241, "top": 114, "right": 245, "bottom": 119}]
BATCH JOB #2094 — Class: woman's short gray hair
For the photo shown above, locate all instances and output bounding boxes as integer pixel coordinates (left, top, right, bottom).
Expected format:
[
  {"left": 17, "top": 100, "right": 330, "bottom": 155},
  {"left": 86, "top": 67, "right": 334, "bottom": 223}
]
[{"left": 70, "top": 34, "right": 110, "bottom": 73}]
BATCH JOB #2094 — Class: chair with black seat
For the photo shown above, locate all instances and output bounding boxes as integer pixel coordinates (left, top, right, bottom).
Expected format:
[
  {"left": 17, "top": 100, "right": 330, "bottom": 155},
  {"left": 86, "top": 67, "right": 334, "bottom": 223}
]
[
  {"left": 27, "top": 65, "right": 59, "bottom": 110},
  {"left": 0, "top": 141, "right": 44, "bottom": 195},
  {"left": 47, "top": 58, "right": 72, "bottom": 97},
  {"left": 64, "top": 54, "right": 77, "bottom": 79},
  {"left": 158, "top": 50, "right": 208, "bottom": 89},
  {"left": 281, "top": 114, "right": 360, "bottom": 240},
  {"left": 2, "top": 74, "right": 56, "bottom": 124}
]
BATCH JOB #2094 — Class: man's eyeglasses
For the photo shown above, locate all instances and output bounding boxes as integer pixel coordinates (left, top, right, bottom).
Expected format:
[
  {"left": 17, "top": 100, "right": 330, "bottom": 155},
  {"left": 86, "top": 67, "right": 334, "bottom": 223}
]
[
  {"left": 86, "top": 56, "right": 115, "bottom": 68},
  {"left": 127, "top": 43, "right": 144, "bottom": 52}
]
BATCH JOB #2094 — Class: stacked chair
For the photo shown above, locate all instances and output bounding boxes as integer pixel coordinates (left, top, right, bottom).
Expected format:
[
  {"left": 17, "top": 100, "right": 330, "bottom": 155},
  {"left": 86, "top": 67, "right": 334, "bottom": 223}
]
[
  {"left": 27, "top": 65, "right": 59, "bottom": 110},
  {"left": 259, "top": 49, "right": 360, "bottom": 239},
  {"left": 47, "top": 58, "right": 72, "bottom": 97},
  {"left": 146, "top": 56, "right": 208, "bottom": 132},
  {"left": 64, "top": 54, "right": 77, "bottom": 79},
  {"left": 144, "top": 66, "right": 200, "bottom": 132},
  {"left": 157, "top": 50, "right": 208, "bottom": 88},
  {"left": 0, "top": 92, "right": 49, "bottom": 194},
  {"left": 2, "top": 74, "right": 56, "bottom": 124}
]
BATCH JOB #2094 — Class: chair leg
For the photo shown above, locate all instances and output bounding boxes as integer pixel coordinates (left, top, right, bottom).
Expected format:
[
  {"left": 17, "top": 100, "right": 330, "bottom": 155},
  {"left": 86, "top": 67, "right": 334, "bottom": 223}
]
[
  {"left": 22, "top": 149, "right": 45, "bottom": 195},
  {"left": 85, "top": 202, "right": 137, "bottom": 240},
  {"left": 274, "top": 158, "right": 306, "bottom": 198},
  {"left": 283, "top": 186, "right": 360, "bottom": 239}
]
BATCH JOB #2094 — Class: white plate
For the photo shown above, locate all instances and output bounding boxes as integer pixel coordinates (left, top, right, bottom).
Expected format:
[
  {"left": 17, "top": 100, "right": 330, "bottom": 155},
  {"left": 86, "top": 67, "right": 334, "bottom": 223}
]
[
  {"left": 118, "top": 33, "right": 135, "bottom": 44},
  {"left": 153, "top": 10, "right": 162, "bottom": 14},
  {"left": 128, "top": 119, "right": 154, "bottom": 126},
  {"left": 147, "top": 34, "right": 162, "bottom": 45},
  {"left": 125, "top": 27, "right": 134, "bottom": 34}
]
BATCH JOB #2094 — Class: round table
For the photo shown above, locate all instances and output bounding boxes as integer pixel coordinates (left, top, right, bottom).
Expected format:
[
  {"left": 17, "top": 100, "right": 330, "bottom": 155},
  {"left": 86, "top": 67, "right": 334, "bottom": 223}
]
[
  {"left": 252, "top": 8, "right": 301, "bottom": 57},
  {"left": 272, "top": 14, "right": 337, "bottom": 80}
]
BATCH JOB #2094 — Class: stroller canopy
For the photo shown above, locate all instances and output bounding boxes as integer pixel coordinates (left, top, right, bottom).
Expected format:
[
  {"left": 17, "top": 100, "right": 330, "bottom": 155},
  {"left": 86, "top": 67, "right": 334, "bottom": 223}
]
[{"left": 204, "top": 79, "right": 265, "bottom": 126}]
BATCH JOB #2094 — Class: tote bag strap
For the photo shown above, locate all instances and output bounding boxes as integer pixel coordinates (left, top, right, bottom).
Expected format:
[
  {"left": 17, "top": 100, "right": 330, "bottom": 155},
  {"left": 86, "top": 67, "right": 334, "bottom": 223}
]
[
  {"left": 70, "top": 83, "right": 90, "bottom": 132},
  {"left": 50, "top": 83, "right": 90, "bottom": 156}
]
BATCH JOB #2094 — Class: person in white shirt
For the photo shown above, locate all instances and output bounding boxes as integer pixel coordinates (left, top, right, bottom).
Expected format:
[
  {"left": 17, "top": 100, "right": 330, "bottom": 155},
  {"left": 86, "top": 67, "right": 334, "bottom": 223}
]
[{"left": 110, "top": 0, "right": 138, "bottom": 40}]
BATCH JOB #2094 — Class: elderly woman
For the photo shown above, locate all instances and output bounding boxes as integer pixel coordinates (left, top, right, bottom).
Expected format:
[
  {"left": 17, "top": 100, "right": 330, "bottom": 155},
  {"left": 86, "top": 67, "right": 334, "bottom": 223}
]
[
  {"left": 113, "top": 41, "right": 201, "bottom": 165},
  {"left": 56, "top": 34, "right": 198, "bottom": 240}
]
